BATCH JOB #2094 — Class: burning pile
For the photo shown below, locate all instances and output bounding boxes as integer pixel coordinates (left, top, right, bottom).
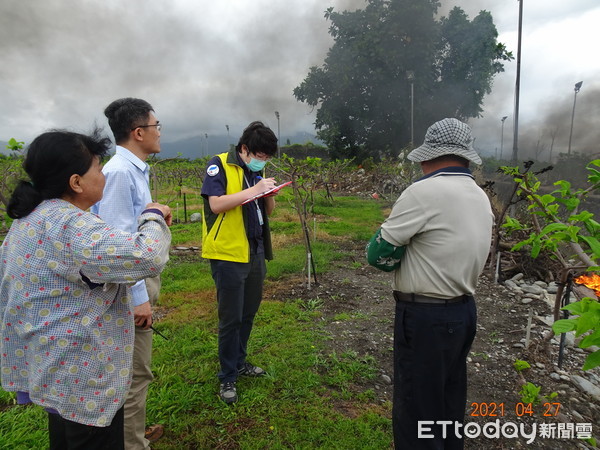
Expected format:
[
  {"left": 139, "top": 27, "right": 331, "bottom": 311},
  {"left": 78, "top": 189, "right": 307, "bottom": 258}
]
[{"left": 574, "top": 273, "right": 600, "bottom": 298}]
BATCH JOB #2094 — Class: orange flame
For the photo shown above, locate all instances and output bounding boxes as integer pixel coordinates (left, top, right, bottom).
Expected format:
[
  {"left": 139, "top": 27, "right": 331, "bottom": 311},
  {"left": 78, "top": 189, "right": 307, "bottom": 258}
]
[{"left": 574, "top": 274, "right": 600, "bottom": 297}]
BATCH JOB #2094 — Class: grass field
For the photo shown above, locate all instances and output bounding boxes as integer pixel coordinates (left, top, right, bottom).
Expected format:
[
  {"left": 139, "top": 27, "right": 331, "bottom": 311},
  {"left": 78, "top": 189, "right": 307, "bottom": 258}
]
[{"left": 0, "top": 192, "right": 393, "bottom": 449}]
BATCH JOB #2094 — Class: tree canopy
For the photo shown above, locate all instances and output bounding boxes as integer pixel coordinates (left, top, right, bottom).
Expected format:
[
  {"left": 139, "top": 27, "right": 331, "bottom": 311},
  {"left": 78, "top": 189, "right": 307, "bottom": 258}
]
[{"left": 294, "top": 0, "right": 513, "bottom": 160}]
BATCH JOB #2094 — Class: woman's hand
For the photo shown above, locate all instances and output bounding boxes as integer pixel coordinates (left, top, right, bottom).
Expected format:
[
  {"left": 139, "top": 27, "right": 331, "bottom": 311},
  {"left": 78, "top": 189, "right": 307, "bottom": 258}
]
[{"left": 146, "top": 202, "right": 173, "bottom": 226}]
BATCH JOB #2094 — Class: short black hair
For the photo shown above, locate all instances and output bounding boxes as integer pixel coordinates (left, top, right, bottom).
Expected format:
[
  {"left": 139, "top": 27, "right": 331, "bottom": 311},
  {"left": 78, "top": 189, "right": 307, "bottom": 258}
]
[
  {"left": 7, "top": 128, "right": 112, "bottom": 219},
  {"left": 104, "top": 97, "right": 154, "bottom": 144},
  {"left": 235, "top": 121, "right": 278, "bottom": 156},
  {"left": 429, "top": 154, "right": 469, "bottom": 167}
]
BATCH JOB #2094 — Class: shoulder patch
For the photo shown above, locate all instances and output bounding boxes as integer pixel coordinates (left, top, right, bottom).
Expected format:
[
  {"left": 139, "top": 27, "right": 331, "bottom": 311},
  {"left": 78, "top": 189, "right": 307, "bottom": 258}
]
[{"left": 207, "top": 164, "right": 220, "bottom": 177}]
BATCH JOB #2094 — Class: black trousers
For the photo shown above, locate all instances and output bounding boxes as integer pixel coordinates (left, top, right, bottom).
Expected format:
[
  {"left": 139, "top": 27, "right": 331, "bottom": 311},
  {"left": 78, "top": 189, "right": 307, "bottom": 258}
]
[
  {"left": 210, "top": 255, "right": 266, "bottom": 382},
  {"left": 48, "top": 406, "right": 124, "bottom": 450},
  {"left": 393, "top": 297, "right": 477, "bottom": 450}
]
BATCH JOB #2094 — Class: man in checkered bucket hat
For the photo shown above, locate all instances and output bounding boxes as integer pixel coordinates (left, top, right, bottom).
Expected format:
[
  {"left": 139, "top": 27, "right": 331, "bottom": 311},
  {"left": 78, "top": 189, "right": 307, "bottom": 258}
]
[{"left": 367, "top": 118, "right": 494, "bottom": 448}]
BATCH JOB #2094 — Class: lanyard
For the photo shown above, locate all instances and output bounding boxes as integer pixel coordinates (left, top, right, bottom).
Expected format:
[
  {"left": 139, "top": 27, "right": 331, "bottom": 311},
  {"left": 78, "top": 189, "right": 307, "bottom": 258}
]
[{"left": 243, "top": 174, "right": 264, "bottom": 226}]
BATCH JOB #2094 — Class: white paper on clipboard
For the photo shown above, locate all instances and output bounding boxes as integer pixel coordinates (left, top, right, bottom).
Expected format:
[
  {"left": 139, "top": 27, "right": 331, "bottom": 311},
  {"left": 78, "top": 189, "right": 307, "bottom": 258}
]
[{"left": 241, "top": 180, "right": 292, "bottom": 205}]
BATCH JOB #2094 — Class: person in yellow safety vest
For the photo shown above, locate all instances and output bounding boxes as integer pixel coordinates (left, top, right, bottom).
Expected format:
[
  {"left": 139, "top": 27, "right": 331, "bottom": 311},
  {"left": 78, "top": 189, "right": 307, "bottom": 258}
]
[{"left": 201, "top": 121, "right": 279, "bottom": 404}]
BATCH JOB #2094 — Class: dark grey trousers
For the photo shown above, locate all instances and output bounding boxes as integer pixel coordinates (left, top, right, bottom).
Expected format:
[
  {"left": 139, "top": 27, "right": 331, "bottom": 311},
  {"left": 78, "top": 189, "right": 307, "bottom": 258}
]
[
  {"left": 393, "top": 296, "right": 477, "bottom": 449},
  {"left": 210, "top": 255, "right": 266, "bottom": 383}
]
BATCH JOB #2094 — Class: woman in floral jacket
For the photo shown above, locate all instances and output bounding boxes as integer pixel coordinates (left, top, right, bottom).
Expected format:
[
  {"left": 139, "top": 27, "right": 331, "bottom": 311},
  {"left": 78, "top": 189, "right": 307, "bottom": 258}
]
[{"left": 0, "top": 129, "right": 172, "bottom": 449}]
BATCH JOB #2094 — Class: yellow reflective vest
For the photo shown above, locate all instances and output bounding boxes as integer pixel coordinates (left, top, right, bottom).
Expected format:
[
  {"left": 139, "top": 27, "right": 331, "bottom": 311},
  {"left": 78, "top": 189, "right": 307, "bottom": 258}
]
[{"left": 201, "top": 150, "right": 273, "bottom": 263}]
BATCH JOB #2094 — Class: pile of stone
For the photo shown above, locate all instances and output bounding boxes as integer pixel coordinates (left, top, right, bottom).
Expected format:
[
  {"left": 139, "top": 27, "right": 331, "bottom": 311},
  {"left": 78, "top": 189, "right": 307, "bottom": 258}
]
[{"left": 501, "top": 272, "right": 600, "bottom": 404}]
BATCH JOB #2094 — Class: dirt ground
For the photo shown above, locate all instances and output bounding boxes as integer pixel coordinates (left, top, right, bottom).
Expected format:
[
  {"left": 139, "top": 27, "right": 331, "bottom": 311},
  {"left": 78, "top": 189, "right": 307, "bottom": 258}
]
[{"left": 265, "top": 241, "right": 599, "bottom": 450}]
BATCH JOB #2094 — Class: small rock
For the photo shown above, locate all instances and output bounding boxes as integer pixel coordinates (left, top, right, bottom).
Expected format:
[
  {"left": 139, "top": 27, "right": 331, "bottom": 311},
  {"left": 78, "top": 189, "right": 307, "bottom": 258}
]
[
  {"left": 521, "top": 298, "right": 533, "bottom": 304},
  {"left": 541, "top": 330, "right": 553, "bottom": 340},
  {"left": 521, "top": 284, "right": 545, "bottom": 295},
  {"left": 570, "top": 375, "right": 600, "bottom": 402},
  {"left": 572, "top": 411, "right": 584, "bottom": 421},
  {"left": 504, "top": 280, "right": 519, "bottom": 291}
]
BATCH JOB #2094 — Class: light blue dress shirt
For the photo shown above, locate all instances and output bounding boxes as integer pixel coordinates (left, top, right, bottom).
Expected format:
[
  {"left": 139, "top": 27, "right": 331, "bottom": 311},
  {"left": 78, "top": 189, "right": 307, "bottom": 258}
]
[{"left": 91, "top": 146, "right": 153, "bottom": 306}]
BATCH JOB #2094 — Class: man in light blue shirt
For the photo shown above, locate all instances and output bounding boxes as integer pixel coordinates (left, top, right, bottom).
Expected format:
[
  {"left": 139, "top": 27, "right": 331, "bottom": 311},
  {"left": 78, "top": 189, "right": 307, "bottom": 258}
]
[{"left": 92, "top": 97, "right": 163, "bottom": 449}]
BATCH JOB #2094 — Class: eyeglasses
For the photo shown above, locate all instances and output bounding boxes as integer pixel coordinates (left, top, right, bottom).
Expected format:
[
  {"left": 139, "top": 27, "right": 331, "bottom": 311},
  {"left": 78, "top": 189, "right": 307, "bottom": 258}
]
[
  {"left": 244, "top": 145, "right": 271, "bottom": 161},
  {"left": 131, "top": 123, "right": 162, "bottom": 132},
  {"left": 252, "top": 153, "right": 271, "bottom": 162}
]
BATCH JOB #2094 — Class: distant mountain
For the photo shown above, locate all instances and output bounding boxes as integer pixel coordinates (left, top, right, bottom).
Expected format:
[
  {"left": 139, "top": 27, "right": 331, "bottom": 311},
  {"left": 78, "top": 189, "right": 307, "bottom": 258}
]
[
  {"left": 160, "top": 135, "right": 229, "bottom": 160},
  {"left": 0, "top": 133, "right": 324, "bottom": 160},
  {"left": 160, "top": 132, "right": 322, "bottom": 160}
]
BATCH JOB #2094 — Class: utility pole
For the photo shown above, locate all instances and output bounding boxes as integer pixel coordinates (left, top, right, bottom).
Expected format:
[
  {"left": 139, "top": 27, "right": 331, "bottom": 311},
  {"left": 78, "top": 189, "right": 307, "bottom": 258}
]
[
  {"left": 500, "top": 116, "right": 508, "bottom": 160},
  {"left": 512, "top": 0, "right": 523, "bottom": 163},
  {"left": 274, "top": 111, "right": 281, "bottom": 158},
  {"left": 406, "top": 71, "right": 415, "bottom": 147},
  {"left": 567, "top": 81, "right": 583, "bottom": 155}
]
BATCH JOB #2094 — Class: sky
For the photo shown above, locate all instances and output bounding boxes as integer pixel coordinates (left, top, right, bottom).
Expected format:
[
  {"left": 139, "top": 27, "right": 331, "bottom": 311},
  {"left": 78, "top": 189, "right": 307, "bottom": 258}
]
[{"left": 1, "top": 0, "right": 599, "bottom": 161}]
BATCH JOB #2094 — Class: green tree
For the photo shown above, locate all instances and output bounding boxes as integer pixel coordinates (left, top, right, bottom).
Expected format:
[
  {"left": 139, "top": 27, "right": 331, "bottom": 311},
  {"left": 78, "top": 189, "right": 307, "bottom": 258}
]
[{"left": 294, "top": 0, "right": 512, "bottom": 160}]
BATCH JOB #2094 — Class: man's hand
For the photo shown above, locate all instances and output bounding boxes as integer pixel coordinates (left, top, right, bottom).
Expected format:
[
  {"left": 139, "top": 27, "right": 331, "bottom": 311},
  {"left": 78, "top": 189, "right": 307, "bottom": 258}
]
[
  {"left": 253, "top": 177, "right": 276, "bottom": 194},
  {"left": 134, "top": 301, "right": 153, "bottom": 329}
]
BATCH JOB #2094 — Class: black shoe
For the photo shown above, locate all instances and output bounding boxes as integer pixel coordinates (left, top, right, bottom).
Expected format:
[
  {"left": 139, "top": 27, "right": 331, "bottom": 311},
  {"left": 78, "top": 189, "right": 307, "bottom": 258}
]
[
  {"left": 144, "top": 424, "right": 164, "bottom": 443},
  {"left": 220, "top": 381, "right": 237, "bottom": 404},
  {"left": 238, "top": 362, "right": 266, "bottom": 377}
]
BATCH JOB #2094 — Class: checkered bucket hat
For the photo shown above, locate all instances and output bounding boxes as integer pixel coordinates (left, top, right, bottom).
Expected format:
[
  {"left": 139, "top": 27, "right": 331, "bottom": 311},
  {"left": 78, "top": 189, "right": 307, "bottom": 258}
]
[{"left": 407, "top": 118, "right": 482, "bottom": 165}]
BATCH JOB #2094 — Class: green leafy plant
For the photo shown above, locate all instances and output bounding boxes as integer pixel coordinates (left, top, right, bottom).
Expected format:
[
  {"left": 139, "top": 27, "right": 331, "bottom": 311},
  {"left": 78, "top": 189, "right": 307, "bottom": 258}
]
[
  {"left": 513, "top": 359, "right": 531, "bottom": 372},
  {"left": 501, "top": 159, "right": 600, "bottom": 270},
  {"left": 518, "top": 382, "right": 542, "bottom": 404},
  {"left": 552, "top": 298, "right": 600, "bottom": 370},
  {"left": 6, "top": 138, "right": 24, "bottom": 153},
  {"left": 0, "top": 138, "right": 27, "bottom": 212},
  {"left": 513, "top": 359, "right": 558, "bottom": 407},
  {"left": 501, "top": 159, "right": 600, "bottom": 372}
]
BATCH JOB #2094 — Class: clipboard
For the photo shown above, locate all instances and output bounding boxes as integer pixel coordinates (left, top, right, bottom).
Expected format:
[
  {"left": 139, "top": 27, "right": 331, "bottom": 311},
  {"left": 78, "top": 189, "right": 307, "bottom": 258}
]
[{"left": 241, "top": 181, "right": 292, "bottom": 205}]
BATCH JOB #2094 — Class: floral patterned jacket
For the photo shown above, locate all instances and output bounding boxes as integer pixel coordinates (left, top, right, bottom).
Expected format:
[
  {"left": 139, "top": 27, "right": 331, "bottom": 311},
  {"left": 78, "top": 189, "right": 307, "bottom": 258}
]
[{"left": 0, "top": 199, "right": 171, "bottom": 427}]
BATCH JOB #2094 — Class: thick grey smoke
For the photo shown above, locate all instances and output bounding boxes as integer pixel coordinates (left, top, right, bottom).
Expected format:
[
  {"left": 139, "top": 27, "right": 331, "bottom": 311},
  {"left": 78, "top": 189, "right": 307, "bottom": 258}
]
[
  {"left": 513, "top": 84, "right": 600, "bottom": 160},
  {"left": 0, "top": 0, "right": 353, "bottom": 142},
  {"left": 1, "top": 0, "right": 598, "bottom": 161}
]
